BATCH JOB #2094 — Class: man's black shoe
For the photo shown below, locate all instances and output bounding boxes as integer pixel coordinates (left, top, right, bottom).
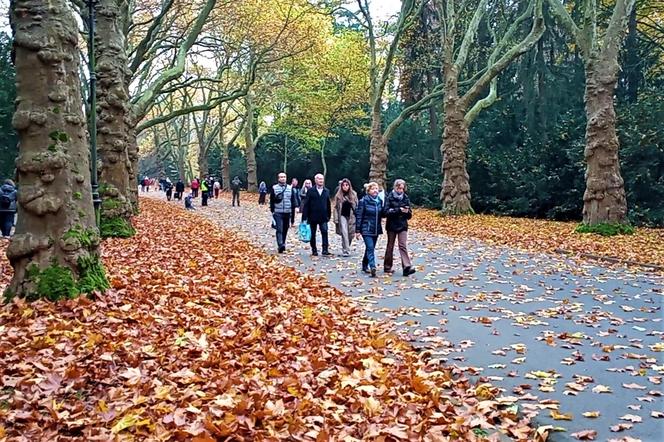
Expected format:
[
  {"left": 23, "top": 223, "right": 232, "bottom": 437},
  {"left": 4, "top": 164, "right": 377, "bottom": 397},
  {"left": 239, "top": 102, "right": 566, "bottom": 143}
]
[
  {"left": 403, "top": 267, "right": 416, "bottom": 276},
  {"left": 322, "top": 250, "right": 331, "bottom": 256},
  {"left": 370, "top": 268, "right": 377, "bottom": 278},
  {"left": 278, "top": 246, "right": 286, "bottom": 253},
  {"left": 312, "top": 250, "right": 318, "bottom": 256}
]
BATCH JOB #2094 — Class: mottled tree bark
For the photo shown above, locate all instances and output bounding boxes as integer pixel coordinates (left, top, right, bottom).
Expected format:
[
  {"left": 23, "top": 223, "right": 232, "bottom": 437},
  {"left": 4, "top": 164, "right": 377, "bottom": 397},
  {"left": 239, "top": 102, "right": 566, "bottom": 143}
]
[
  {"left": 96, "top": 0, "right": 134, "bottom": 235},
  {"left": 198, "top": 149, "right": 209, "bottom": 178},
  {"left": 7, "top": 0, "right": 108, "bottom": 299},
  {"left": 582, "top": 60, "right": 627, "bottom": 224},
  {"left": 368, "top": 108, "right": 387, "bottom": 190},
  {"left": 440, "top": 75, "right": 472, "bottom": 215},
  {"left": 126, "top": 125, "right": 139, "bottom": 212},
  {"left": 220, "top": 120, "right": 231, "bottom": 190},
  {"left": 244, "top": 95, "right": 257, "bottom": 192}
]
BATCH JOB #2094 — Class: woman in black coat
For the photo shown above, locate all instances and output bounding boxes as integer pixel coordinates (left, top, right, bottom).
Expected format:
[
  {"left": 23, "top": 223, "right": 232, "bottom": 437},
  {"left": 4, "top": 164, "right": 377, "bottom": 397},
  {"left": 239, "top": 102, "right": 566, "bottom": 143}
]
[{"left": 382, "top": 179, "right": 415, "bottom": 276}]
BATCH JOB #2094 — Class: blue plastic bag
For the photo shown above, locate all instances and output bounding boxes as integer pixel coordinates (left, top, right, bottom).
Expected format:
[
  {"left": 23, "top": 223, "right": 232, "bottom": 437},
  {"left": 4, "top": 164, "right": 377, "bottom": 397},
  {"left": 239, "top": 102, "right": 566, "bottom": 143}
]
[{"left": 298, "top": 222, "right": 311, "bottom": 242}]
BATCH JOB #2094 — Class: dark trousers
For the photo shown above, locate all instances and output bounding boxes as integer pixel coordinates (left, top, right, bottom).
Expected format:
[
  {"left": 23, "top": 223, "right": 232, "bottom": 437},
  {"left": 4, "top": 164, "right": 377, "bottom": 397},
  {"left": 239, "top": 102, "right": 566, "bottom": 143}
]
[
  {"left": 273, "top": 212, "right": 291, "bottom": 248},
  {"left": 202, "top": 191, "right": 208, "bottom": 206},
  {"left": 0, "top": 212, "right": 14, "bottom": 237},
  {"left": 166, "top": 189, "right": 172, "bottom": 201},
  {"left": 232, "top": 191, "right": 240, "bottom": 206},
  {"left": 309, "top": 222, "right": 329, "bottom": 253},
  {"left": 192, "top": 188, "right": 198, "bottom": 198}
]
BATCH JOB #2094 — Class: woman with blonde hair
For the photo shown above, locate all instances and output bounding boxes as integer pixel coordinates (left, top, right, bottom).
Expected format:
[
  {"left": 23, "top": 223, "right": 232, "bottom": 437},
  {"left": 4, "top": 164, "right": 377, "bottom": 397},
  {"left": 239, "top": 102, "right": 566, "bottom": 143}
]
[
  {"left": 355, "top": 182, "right": 383, "bottom": 277},
  {"left": 383, "top": 179, "right": 415, "bottom": 276},
  {"left": 333, "top": 178, "right": 358, "bottom": 256}
]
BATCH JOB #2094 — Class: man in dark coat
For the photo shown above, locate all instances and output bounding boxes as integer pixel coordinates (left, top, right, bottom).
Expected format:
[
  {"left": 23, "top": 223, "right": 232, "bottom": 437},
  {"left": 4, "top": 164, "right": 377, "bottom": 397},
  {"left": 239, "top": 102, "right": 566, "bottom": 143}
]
[
  {"left": 175, "top": 179, "right": 185, "bottom": 200},
  {"left": 302, "top": 173, "right": 331, "bottom": 256}
]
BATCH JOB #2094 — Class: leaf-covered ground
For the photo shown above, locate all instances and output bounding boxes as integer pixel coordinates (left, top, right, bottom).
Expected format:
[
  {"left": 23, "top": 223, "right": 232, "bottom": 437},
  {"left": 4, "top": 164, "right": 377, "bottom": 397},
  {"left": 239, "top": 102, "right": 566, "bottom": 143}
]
[
  {"left": 0, "top": 199, "right": 540, "bottom": 441},
  {"left": 181, "top": 192, "right": 663, "bottom": 442},
  {"left": 410, "top": 211, "right": 664, "bottom": 270}
]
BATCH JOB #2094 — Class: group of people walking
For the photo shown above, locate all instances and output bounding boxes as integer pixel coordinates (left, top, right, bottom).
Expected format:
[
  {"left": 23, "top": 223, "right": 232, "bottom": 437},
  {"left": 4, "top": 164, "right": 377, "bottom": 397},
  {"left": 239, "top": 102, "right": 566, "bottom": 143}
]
[{"left": 268, "top": 172, "right": 415, "bottom": 277}]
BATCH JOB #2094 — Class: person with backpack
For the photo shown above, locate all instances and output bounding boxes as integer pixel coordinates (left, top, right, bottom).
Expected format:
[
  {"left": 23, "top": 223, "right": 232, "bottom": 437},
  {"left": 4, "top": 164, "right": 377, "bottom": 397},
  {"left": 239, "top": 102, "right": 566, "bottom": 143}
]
[
  {"left": 175, "top": 179, "right": 185, "bottom": 200},
  {"left": 383, "top": 179, "right": 415, "bottom": 276},
  {"left": 231, "top": 176, "right": 242, "bottom": 206},
  {"left": 355, "top": 182, "right": 383, "bottom": 277},
  {"left": 0, "top": 180, "right": 17, "bottom": 238},
  {"left": 270, "top": 172, "right": 298, "bottom": 253}
]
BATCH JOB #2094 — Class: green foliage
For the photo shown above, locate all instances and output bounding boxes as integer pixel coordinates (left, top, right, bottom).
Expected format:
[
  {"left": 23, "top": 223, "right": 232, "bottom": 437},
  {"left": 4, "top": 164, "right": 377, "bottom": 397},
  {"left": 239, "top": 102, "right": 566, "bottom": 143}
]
[
  {"left": 0, "top": 32, "right": 17, "bottom": 180},
  {"left": 575, "top": 223, "right": 635, "bottom": 237},
  {"left": 26, "top": 263, "right": 78, "bottom": 302},
  {"left": 73, "top": 191, "right": 82, "bottom": 200},
  {"left": 100, "top": 216, "right": 136, "bottom": 238},
  {"left": 77, "top": 255, "right": 110, "bottom": 294},
  {"left": 62, "top": 225, "right": 97, "bottom": 248}
]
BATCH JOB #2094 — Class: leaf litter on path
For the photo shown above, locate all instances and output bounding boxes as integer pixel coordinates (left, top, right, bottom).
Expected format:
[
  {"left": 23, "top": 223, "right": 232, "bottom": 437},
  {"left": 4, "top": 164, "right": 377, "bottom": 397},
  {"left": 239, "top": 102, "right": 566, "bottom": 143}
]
[{"left": 0, "top": 198, "right": 542, "bottom": 440}]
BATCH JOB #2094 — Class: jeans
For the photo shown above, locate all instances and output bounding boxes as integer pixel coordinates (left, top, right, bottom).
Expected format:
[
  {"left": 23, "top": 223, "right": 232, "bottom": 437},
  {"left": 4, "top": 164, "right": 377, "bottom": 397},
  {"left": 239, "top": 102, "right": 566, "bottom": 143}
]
[
  {"left": 384, "top": 230, "right": 412, "bottom": 271},
  {"left": 0, "top": 212, "right": 14, "bottom": 237},
  {"left": 273, "top": 212, "right": 291, "bottom": 248},
  {"left": 362, "top": 235, "right": 378, "bottom": 270},
  {"left": 309, "top": 221, "right": 329, "bottom": 253},
  {"left": 232, "top": 191, "right": 240, "bottom": 206}
]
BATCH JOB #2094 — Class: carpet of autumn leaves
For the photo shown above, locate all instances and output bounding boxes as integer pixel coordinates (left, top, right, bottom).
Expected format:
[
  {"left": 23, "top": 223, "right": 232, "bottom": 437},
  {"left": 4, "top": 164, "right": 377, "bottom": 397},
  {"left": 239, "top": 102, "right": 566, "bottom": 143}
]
[
  {"left": 410, "top": 210, "right": 664, "bottom": 270},
  {"left": 0, "top": 199, "right": 542, "bottom": 441}
]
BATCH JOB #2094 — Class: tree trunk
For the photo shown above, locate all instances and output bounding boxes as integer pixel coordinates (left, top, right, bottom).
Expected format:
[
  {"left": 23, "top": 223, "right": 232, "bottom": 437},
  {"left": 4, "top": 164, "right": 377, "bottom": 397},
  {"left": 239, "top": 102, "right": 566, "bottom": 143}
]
[
  {"left": 368, "top": 107, "right": 387, "bottom": 189},
  {"left": 96, "top": 0, "right": 134, "bottom": 236},
  {"left": 7, "top": 0, "right": 108, "bottom": 300},
  {"left": 440, "top": 77, "right": 473, "bottom": 215},
  {"left": 321, "top": 138, "right": 328, "bottom": 178},
  {"left": 126, "top": 125, "right": 139, "bottom": 212},
  {"left": 244, "top": 95, "right": 257, "bottom": 192},
  {"left": 198, "top": 146, "right": 209, "bottom": 177},
  {"left": 624, "top": 6, "right": 639, "bottom": 103},
  {"left": 427, "top": 71, "right": 441, "bottom": 163},
  {"left": 219, "top": 118, "right": 231, "bottom": 190},
  {"left": 581, "top": 59, "right": 627, "bottom": 224}
]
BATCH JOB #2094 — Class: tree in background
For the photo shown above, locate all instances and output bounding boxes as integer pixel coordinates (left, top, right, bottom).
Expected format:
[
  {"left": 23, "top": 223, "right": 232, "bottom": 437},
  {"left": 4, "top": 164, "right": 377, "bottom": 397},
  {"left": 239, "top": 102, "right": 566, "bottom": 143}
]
[
  {"left": 7, "top": 0, "right": 108, "bottom": 299},
  {"left": 435, "top": 0, "right": 545, "bottom": 214},
  {"left": 546, "top": 0, "right": 636, "bottom": 225}
]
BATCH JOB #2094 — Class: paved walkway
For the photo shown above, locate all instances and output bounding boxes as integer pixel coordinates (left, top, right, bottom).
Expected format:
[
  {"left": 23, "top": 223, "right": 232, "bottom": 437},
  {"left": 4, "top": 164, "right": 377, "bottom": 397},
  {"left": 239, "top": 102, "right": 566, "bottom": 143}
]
[{"left": 152, "top": 193, "right": 663, "bottom": 441}]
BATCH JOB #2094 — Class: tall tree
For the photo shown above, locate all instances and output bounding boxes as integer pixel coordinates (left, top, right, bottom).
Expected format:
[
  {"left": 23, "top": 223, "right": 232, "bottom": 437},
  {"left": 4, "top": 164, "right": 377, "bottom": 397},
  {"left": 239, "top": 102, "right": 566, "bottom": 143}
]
[
  {"left": 7, "top": 0, "right": 108, "bottom": 299},
  {"left": 547, "top": 0, "right": 636, "bottom": 225},
  {"left": 95, "top": 0, "right": 135, "bottom": 237},
  {"left": 436, "top": 0, "right": 545, "bottom": 214}
]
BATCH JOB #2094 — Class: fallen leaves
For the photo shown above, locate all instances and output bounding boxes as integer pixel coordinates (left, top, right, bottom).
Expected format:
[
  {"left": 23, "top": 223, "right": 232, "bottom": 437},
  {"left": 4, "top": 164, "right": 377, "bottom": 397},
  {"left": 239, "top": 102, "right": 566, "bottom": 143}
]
[
  {"left": 410, "top": 210, "right": 664, "bottom": 269},
  {"left": 0, "top": 199, "right": 539, "bottom": 440}
]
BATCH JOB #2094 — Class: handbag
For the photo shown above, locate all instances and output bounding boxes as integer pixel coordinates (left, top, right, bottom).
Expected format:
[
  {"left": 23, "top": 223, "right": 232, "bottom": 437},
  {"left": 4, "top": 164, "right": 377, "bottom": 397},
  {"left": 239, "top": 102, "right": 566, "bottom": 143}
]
[{"left": 298, "top": 222, "right": 311, "bottom": 242}]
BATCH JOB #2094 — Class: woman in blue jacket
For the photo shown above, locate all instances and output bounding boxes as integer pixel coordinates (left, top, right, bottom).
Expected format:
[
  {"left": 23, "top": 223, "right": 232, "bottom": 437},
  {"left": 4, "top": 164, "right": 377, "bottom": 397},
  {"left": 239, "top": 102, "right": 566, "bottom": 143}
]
[{"left": 355, "top": 182, "right": 383, "bottom": 277}]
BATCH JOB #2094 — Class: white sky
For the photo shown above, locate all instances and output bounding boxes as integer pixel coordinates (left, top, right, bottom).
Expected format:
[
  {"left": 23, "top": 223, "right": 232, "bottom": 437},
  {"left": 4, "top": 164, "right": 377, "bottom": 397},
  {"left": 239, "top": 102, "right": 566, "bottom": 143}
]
[{"left": 369, "top": 0, "right": 402, "bottom": 20}]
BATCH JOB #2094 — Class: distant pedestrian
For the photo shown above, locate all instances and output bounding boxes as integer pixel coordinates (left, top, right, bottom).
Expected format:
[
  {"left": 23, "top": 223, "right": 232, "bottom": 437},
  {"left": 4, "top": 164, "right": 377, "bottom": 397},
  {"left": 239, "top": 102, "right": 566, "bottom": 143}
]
[
  {"left": 270, "top": 172, "right": 297, "bottom": 253},
  {"left": 333, "top": 178, "right": 357, "bottom": 257},
  {"left": 231, "top": 176, "right": 242, "bottom": 206},
  {"left": 213, "top": 179, "right": 221, "bottom": 199},
  {"left": 191, "top": 178, "right": 199, "bottom": 198},
  {"left": 302, "top": 174, "right": 331, "bottom": 256},
  {"left": 383, "top": 179, "right": 415, "bottom": 276},
  {"left": 355, "top": 182, "right": 383, "bottom": 277},
  {"left": 258, "top": 181, "right": 268, "bottom": 205},
  {"left": 300, "top": 179, "right": 312, "bottom": 221},
  {"left": 142, "top": 176, "right": 149, "bottom": 193},
  {"left": 201, "top": 179, "right": 209, "bottom": 206},
  {"left": 175, "top": 179, "right": 185, "bottom": 200},
  {"left": 291, "top": 178, "right": 301, "bottom": 227},
  {"left": 184, "top": 193, "right": 195, "bottom": 210},
  {"left": 163, "top": 178, "right": 173, "bottom": 201},
  {"left": 0, "top": 179, "right": 17, "bottom": 238}
]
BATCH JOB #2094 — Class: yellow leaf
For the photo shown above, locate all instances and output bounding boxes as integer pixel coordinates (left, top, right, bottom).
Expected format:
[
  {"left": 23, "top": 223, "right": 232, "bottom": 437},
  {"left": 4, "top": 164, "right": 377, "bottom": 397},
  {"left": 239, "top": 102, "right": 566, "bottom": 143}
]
[
  {"left": 582, "top": 411, "right": 600, "bottom": 418},
  {"left": 550, "top": 410, "right": 573, "bottom": 420}
]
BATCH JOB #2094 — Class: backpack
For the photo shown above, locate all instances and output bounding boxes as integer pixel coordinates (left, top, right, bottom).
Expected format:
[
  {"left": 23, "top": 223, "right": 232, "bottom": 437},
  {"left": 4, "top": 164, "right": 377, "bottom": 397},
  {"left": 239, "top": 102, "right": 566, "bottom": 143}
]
[{"left": 0, "top": 193, "right": 11, "bottom": 209}]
